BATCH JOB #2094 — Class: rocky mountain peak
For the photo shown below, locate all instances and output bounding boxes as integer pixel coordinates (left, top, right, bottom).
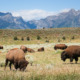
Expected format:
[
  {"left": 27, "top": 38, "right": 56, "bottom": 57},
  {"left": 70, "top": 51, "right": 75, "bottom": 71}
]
[{"left": 0, "top": 9, "right": 80, "bottom": 29}]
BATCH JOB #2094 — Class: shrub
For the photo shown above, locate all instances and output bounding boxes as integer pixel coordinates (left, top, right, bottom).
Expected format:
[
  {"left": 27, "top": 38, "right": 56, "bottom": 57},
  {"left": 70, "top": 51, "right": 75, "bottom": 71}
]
[
  {"left": 45, "top": 40, "right": 49, "bottom": 43},
  {"left": 37, "top": 35, "right": 41, "bottom": 40},
  {"left": 72, "top": 36, "right": 75, "bottom": 39},
  {"left": 0, "top": 60, "right": 6, "bottom": 67},
  {"left": 62, "top": 36, "right": 66, "bottom": 40},
  {"left": 27, "top": 36, "right": 30, "bottom": 41},
  {"left": 21, "top": 37, "right": 24, "bottom": 41},
  {"left": 14, "top": 36, "right": 18, "bottom": 40}
]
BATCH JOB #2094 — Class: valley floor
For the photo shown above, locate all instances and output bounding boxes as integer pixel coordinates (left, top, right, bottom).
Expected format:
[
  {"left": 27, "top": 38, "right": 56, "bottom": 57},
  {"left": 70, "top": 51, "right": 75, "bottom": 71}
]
[{"left": 0, "top": 43, "right": 80, "bottom": 80}]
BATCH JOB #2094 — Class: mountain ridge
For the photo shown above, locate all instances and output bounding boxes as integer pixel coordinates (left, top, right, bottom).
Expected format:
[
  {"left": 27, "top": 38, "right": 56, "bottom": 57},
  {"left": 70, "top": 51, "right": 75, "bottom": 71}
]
[{"left": 0, "top": 9, "right": 80, "bottom": 29}]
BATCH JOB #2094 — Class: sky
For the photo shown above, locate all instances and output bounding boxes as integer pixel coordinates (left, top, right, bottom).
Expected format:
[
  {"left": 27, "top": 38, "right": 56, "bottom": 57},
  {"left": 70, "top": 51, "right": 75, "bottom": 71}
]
[{"left": 0, "top": 0, "right": 80, "bottom": 21}]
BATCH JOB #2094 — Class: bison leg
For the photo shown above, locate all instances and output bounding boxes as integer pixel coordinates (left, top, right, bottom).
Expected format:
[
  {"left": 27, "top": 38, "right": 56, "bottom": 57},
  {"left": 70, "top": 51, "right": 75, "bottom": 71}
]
[
  {"left": 9, "top": 62, "right": 12, "bottom": 70},
  {"left": 75, "top": 57, "right": 78, "bottom": 64},
  {"left": 4, "top": 59, "right": 8, "bottom": 70},
  {"left": 70, "top": 57, "right": 73, "bottom": 63},
  {"left": 14, "top": 62, "right": 19, "bottom": 70}
]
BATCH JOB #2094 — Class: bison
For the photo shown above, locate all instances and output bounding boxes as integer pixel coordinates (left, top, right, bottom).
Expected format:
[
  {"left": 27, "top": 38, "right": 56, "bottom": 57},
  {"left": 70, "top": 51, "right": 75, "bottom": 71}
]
[
  {"left": 61, "top": 45, "right": 80, "bottom": 63},
  {"left": 27, "top": 48, "right": 35, "bottom": 53},
  {"left": 20, "top": 45, "right": 27, "bottom": 53},
  {"left": 38, "top": 47, "right": 44, "bottom": 52},
  {"left": 0, "top": 46, "right": 3, "bottom": 49},
  {"left": 10, "top": 48, "right": 18, "bottom": 51},
  {"left": 5, "top": 49, "right": 29, "bottom": 71},
  {"left": 54, "top": 44, "right": 67, "bottom": 50}
]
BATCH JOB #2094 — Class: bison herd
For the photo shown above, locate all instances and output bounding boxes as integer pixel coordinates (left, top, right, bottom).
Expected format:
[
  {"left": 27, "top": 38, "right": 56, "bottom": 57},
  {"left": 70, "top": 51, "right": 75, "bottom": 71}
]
[
  {"left": 0, "top": 43, "right": 80, "bottom": 71},
  {"left": 1, "top": 45, "right": 44, "bottom": 71},
  {"left": 54, "top": 44, "right": 80, "bottom": 64},
  {"left": 61, "top": 45, "right": 80, "bottom": 64}
]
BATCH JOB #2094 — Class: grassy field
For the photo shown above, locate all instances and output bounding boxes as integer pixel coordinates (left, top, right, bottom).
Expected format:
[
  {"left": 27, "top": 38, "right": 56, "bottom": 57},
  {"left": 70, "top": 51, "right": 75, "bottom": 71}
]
[
  {"left": 0, "top": 28, "right": 80, "bottom": 80},
  {"left": 0, "top": 27, "right": 80, "bottom": 44},
  {"left": 0, "top": 43, "right": 80, "bottom": 80}
]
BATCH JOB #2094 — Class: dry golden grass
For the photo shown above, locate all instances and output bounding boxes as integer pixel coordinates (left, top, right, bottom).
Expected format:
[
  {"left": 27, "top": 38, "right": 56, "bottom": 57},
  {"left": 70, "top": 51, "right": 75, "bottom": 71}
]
[
  {"left": 0, "top": 45, "right": 80, "bottom": 80},
  {"left": 0, "top": 27, "right": 80, "bottom": 45},
  {"left": 0, "top": 28, "right": 80, "bottom": 79},
  {"left": 0, "top": 46, "right": 80, "bottom": 76}
]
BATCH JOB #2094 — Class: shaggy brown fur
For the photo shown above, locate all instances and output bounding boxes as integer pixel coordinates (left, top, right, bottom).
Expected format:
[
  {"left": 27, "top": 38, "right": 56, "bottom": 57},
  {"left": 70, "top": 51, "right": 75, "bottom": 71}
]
[
  {"left": 5, "top": 49, "right": 29, "bottom": 71},
  {"left": 61, "top": 45, "right": 80, "bottom": 63},
  {"left": 20, "top": 45, "right": 27, "bottom": 53},
  {"left": 38, "top": 47, "right": 44, "bottom": 52},
  {"left": 27, "top": 48, "right": 35, "bottom": 53},
  {"left": 54, "top": 44, "right": 67, "bottom": 50},
  {"left": 10, "top": 48, "right": 18, "bottom": 51}
]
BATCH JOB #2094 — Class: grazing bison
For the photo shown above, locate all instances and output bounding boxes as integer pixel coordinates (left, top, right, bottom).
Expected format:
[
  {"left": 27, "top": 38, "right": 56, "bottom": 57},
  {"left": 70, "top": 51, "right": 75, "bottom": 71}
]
[
  {"left": 38, "top": 47, "right": 44, "bottom": 52},
  {"left": 5, "top": 49, "right": 29, "bottom": 71},
  {"left": 0, "top": 46, "right": 3, "bottom": 49},
  {"left": 27, "top": 48, "right": 35, "bottom": 53},
  {"left": 61, "top": 45, "right": 80, "bottom": 63},
  {"left": 20, "top": 45, "right": 27, "bottom": 53},
  {"left": 54, "top": 44, "right": 67, "bottom": 50}
]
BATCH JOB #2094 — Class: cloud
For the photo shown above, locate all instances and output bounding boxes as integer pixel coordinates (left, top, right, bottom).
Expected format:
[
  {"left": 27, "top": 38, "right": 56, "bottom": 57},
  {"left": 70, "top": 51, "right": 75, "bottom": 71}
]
[
  {"left": 60, "top": 9, "right": 70, "bottom": 13},
  {"left": 11, "top": 9, "right": 70, "bottom": 21},
  {"left": 12, "top": 9, "right": 56, "bottom": 21}
]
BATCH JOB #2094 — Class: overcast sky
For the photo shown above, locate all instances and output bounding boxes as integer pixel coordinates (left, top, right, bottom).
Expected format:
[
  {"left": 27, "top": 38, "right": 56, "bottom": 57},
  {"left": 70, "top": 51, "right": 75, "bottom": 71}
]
[{"left": 0, "top": 0, "right": 80, "bottom": 21}]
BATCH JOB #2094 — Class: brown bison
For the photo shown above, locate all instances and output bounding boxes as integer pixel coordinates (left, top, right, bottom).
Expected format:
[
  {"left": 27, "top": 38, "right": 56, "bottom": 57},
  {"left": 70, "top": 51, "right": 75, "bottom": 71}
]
[
  {"left": 27, "top": 48, "right": 35, "bottom": 53},
  {"left": 10, "top": 48, "right": 18, "bottom": 51},
  {"left": 38, "top": 47, "right": 44, "bottom": 52},
  {"left": 20, "top": 45, "right": 27, "bottom": 53},
  {"left": 61, "top": 45, "right": 80, "bottom": 63},
  {"left": 54, "top": 44, "right": 67, "bottom": 50},
  {"left": 0, "top": 46, "right": 3, "bottom": 49},
  {"left": 5, "top": 49, "right": 29, "bottom": 71}
]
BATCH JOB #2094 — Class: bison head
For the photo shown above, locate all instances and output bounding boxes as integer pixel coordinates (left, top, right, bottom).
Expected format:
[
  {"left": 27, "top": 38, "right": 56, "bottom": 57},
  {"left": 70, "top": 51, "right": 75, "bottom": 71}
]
[
  {"left": 18, "top": 60, "right": 29, "bottom": 71},
  {"left": 61, "top": 51, "right": 67, "bottom": 61},
  {"left": 54, "top": 46, "right": 57, "bottom": 50},
  {"left": 20, "top": 46, "right": 27, "bottom": 53},
  {"left": 63, "top": 46, "right": 67, "bottom": 50}
]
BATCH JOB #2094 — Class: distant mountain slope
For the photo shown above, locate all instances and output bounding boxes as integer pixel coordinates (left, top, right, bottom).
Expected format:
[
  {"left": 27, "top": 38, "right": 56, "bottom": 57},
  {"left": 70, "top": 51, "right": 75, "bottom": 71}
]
[
  {"left": 0, "top": 9, "right": 80, "bottom": 29},
  {"left": 0, "top": 12, "right": 29, "bottom": 29},
  {"left": 27, "top": 9, "right": 80, "bottom": 29}
]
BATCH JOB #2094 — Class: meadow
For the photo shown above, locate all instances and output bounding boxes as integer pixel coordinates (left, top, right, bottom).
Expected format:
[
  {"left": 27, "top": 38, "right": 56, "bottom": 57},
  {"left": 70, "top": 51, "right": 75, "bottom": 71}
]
[
  {"left": 0, "top": 28, "right": 80, "bottom": 80},
  {"left": 0, "top": 27, "right": 80, "bottom": 45}
]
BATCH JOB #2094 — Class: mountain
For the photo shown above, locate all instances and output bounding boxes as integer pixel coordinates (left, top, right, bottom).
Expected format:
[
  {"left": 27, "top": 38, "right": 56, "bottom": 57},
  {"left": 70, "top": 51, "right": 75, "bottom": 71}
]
[
  {"left": 0, "top": 9, "right": 80, "bottom": 29},
  {"left": 0, "top": 12, "right": 29, "bottom": 29},
  {"left": 27, "top": 9, "right": 80, "bottom": 29}
]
